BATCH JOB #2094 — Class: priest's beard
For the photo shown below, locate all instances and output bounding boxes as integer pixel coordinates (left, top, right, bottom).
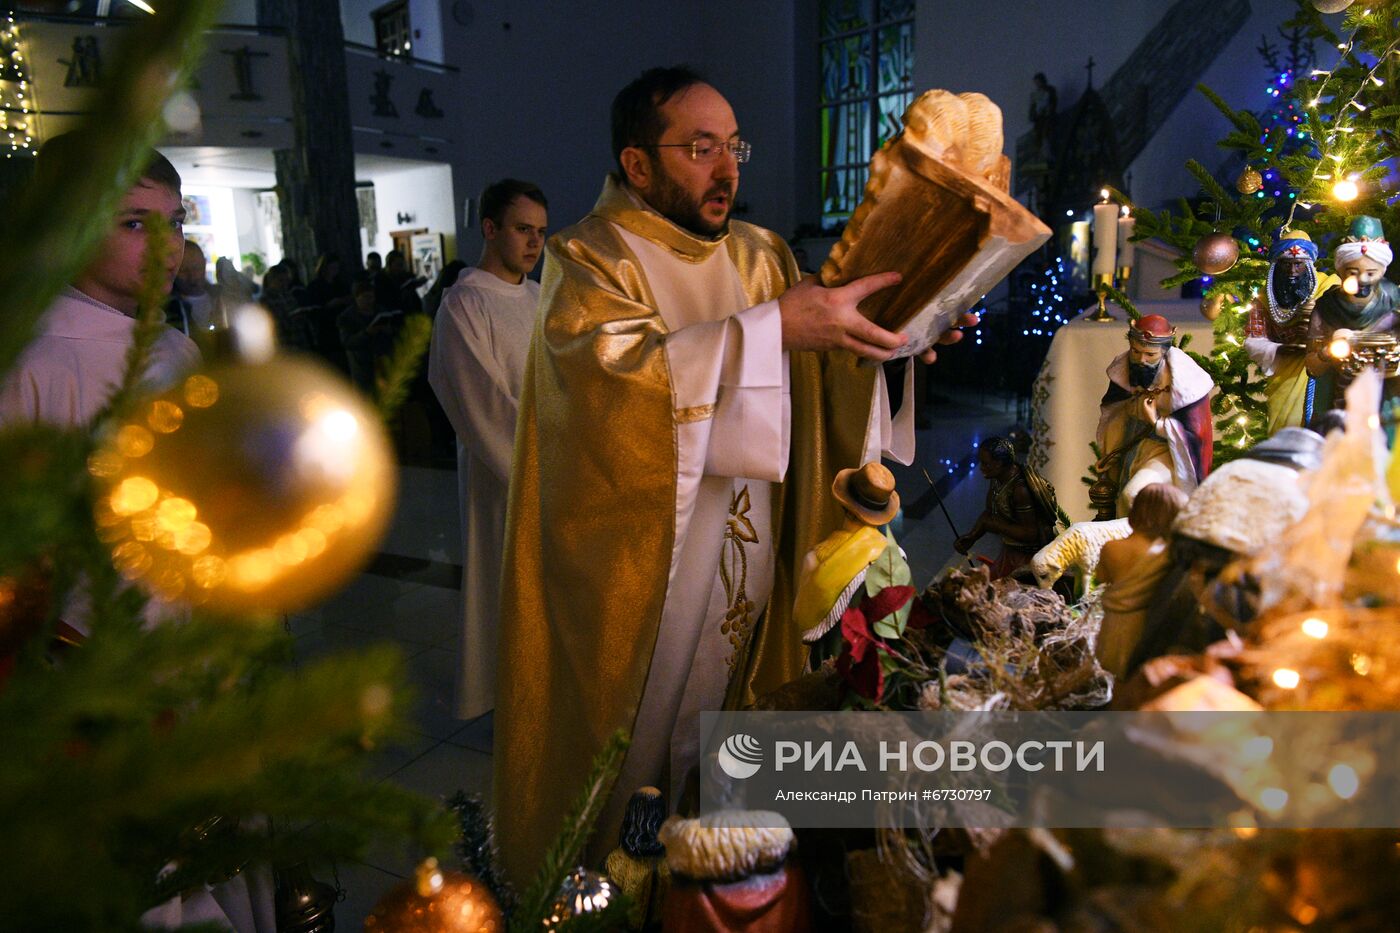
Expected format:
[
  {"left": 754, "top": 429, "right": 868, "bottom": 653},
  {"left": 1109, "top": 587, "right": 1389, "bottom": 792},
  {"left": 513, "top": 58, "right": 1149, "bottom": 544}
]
[
  {"left": 1128, "top": 359, "right": 1162, "bottom": 389},
  {"left": 1270, "top": 262, "right": 1316, "bottom": 309},
  {"left": 647, "top": 164, "right": 734, "bottom": 238}
]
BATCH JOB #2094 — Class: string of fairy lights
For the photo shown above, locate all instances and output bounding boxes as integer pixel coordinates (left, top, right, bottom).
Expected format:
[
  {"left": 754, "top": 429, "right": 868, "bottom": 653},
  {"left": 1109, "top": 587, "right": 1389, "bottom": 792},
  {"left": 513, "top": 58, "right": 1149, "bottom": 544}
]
[
  {"left": 0, "top": 12, "right": 36, "bottom": 158},
  {"left": 1206, "top": 8, "right": 1398, "bottom": 428},
  {"left": 1023, "top": 256, "right": 1071, "bottom": 338},
  {"left": 1288, "top": 13, "right": 1400, "bottom": 223}
]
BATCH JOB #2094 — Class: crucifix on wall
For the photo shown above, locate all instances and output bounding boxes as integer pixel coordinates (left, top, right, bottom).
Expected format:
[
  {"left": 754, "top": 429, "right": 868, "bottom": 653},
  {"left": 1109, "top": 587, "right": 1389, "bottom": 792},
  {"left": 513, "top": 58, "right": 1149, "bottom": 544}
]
[{"left": 59, "top": 36, "right": 101, "bottom": 87}]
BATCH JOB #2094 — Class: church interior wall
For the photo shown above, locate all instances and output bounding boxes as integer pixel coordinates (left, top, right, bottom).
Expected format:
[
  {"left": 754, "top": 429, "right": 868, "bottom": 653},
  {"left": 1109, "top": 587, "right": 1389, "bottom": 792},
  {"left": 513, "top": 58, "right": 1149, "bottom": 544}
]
[
  {"left": 437, "top": 0, "right": 798, "bottom": 262},
  {"left": 914, "top": 0, "right": 1299, "bottom": 211},
  {"left": 228, "top": 185, "right": 275, "bottom": 268},
  {"left": 219, "top": 0, "right": 258, "bottom": 26},
  {"left": 362, "top": 160, "right": 459, "bottom": 262},
  {"left": 1126, "top": 0, "right": 1320, "bottom": 211},
  {"left": 213, "top": 1, "right": 1312, "bottom": 262},
  {"left": 340, "top": 0, "right": 447, "bottom": 62}
]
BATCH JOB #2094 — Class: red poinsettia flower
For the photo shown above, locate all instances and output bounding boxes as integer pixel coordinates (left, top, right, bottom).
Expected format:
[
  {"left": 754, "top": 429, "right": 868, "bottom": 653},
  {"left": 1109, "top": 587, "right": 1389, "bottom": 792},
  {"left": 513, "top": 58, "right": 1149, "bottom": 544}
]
[
  {"left": 862, "top": 584, "right": 915, "bottom": 625},
  {"left": 905, "top": 594, "right": 938, "bottom": 631},
  {"left": 836, "top": 585, "right": 917, "bottom": 701},
  {"left": 841, "top": 602, "right": 876, "bottom": 663},
  {"left": 837, "top": 643, "right": 883, "bottom": 700}
]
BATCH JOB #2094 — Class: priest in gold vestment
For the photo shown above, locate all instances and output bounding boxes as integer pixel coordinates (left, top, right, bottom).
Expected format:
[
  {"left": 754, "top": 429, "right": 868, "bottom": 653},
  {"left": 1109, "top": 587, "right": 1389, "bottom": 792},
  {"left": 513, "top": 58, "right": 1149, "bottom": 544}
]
[{"left": 495, "top": 67, "right": 966, "bottom": 884}]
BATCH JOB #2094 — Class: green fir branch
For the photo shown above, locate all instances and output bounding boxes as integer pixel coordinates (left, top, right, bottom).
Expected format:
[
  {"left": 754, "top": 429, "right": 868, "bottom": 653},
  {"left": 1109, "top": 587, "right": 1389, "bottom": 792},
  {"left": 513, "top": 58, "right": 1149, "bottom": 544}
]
[
  {"left": 0, "top": 619, "right": 455, "bottom": 927},
  {"left": 377, "top": 312, "right": 433, "bottom": 421},
  {"left": 1100, "top": 283, "right": 1139, "bottom": 321},
  {"left": 1185, "top": 159, "right": 1236, "bottom": 209},
  {"left": 101, "top": 215, "right": 178, "bottom": 426},
  {"left": 510, "top": 729, "right": 631, "bottom": 933},
  {"left": 1197, "top": 82, "right": 1262, "bottom": 137}
]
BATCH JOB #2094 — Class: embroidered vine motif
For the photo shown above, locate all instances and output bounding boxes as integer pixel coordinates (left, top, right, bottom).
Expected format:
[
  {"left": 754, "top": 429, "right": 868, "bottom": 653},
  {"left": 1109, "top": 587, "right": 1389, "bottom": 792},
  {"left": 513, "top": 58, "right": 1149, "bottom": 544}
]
[
  {"left": 1029, "top": 367, "right": 1055, "bottom": 473},
  {"left": 720, "top": 485, "right": 759, "bottom": 673}
]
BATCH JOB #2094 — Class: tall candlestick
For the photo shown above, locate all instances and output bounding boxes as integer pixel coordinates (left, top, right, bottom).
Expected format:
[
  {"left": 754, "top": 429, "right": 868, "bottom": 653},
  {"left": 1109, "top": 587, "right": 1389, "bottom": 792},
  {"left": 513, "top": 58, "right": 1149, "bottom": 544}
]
[
  {"left": 1092, "top": 200, "right": 1118, "bottom": 278},
  {"left": 1117, "top": 210, "right": 1136, "bottom": 270}
]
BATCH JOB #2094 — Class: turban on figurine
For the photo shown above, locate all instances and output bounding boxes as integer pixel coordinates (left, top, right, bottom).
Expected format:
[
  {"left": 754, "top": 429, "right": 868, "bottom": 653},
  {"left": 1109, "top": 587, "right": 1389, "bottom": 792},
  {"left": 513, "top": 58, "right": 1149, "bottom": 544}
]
[
  {"left": 1334, "top": 215, "right": 1393, "bottom": 270},
  {"left": 1269, "top": 229, "right": 1319, "bottom": 262}
]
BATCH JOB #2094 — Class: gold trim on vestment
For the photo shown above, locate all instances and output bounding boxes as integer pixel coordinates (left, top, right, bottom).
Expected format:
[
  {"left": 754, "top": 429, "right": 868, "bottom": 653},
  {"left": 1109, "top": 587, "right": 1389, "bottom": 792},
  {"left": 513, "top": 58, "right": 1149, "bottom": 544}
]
[{"left": 674, "top": 403, "right": 716, "bottom": 423}]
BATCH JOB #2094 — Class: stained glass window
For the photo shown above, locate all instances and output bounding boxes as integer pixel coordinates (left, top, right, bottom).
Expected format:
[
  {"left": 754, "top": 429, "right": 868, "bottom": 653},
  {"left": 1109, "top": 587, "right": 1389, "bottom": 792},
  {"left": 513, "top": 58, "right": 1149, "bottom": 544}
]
[{"left": 820, "top": 0, "right": 914, "bottom": 230}]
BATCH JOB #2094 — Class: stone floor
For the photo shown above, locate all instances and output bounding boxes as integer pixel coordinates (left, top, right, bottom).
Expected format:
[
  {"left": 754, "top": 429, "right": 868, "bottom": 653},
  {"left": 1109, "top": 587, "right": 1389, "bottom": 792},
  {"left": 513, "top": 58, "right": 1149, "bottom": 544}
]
[{"left": 289, "top": 385, "right": 1019, "bottom": 926}]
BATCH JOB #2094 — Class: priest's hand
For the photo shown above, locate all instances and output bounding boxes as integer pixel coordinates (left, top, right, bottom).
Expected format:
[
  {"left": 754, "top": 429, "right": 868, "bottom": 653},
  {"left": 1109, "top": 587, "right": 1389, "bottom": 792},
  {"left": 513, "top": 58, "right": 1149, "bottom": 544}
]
[
  {"left": 779, "top": 273, "right": 978, "bottom": 363},
  {"left": 779, "top": 272, "right": 907, "bottom": 360}
]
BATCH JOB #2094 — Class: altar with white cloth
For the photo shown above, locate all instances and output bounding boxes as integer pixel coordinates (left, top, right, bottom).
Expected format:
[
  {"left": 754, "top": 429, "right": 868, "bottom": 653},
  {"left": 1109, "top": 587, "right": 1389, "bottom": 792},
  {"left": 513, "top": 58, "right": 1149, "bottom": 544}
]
[{"left": 1030, "top": 299, "right": 1216, "bottom": 522}]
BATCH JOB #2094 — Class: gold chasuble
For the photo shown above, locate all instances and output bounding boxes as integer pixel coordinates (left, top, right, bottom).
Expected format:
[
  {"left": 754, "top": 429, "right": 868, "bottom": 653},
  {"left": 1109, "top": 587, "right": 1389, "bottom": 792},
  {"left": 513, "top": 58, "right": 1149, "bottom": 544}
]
[{"left": 495, "top": 177, "right": 879, "bottom": 885}]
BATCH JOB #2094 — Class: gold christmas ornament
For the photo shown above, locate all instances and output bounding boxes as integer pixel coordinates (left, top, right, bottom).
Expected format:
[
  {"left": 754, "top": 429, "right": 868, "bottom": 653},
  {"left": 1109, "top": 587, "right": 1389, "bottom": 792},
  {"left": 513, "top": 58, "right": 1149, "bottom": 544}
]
[
  {"left": 1235, "top": 167, "right": 1263, "bottom": 195},
  {"left": 1193, "top": 232, "right": 1240, "bottom": 275},
  {"left": 364, "top": 858, "right": 503, "bottom": 932},
  {"left": 542, "top": 867, "right": 621, "bottom": 930},
  {"left": 1311, "top": 0, "right": 1355, "bottom": 12},
  {"left": 1200, "top": 293, "right": 1225, "bottom": 321},
  {"left": 0, "top": 565, "right": 51, "bottom": 657},
  {"left": 89, "top": 356, "right": 396, "bottom": 615}
]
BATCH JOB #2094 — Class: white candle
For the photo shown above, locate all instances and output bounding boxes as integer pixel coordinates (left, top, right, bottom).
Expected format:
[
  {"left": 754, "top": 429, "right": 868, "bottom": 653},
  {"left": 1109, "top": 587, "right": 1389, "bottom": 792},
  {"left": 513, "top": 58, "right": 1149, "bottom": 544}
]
[
  {"left": 1092, "top": 202, "right": 1118, "bottom": 277},
  {"left": 1117, "top": 212, "right": 1136, "bottom": 270}
]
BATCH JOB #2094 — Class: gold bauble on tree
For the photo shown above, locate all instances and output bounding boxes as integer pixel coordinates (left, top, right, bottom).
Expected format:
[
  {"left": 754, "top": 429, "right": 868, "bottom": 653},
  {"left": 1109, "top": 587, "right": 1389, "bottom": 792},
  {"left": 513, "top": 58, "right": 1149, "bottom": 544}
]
[
  {"left": 88, "top": 354, "right": 396, "bottom": 615},
  {"left": 1235, "top": 166, "right": 1263, "bottom": 195},
  {"left": 1312, "top": 0, "right": 1355, "bottom": 13},
  {"left": 364, "top": 858, "right": 503, "bottom": 932},
  {"left": 1192, "top": 232, "right": 1240, "bottom": 275},
  {"left": 1200, "top": 293, "right": 1225, "bottom": 321},
  {"left": 0, "top": 565, "right": 51, "bottom": 658}
]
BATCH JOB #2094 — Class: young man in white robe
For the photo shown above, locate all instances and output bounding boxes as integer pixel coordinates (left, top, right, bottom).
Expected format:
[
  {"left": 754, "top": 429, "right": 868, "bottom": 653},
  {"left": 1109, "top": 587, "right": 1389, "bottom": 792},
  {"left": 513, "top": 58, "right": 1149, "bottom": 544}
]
[
  {"left": 427, "top": 179, "right": 548, "bottom": 721},
  {"left": 0, "top": 143, "right": 275, "bottom": 932},
  {"left": 0, "top": 149, "right": 199, "bottom": 427}
]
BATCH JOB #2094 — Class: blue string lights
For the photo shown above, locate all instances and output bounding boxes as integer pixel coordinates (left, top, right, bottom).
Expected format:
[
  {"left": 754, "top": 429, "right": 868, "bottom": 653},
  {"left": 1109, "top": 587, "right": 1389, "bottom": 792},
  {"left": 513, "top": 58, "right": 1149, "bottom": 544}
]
[{"left": 1021, "top": 255, "right": 1070, "bottom": 340}]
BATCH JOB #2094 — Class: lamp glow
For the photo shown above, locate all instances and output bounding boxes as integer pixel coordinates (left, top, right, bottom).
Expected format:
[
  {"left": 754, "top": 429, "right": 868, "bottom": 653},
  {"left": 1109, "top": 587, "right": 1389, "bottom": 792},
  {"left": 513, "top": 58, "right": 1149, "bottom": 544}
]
[
  {"left": 1301, "top": 617, "right": 1329, "bottom": 639},
  {"left": 1333, "top": 177, "right": 1360, "bottom": 201},
  {"left": 1328, "top": 764, "right": 1360, "bottom": 799},
  {"left": 1272, "top": 668, "right": 1301, "bottom": 689}
]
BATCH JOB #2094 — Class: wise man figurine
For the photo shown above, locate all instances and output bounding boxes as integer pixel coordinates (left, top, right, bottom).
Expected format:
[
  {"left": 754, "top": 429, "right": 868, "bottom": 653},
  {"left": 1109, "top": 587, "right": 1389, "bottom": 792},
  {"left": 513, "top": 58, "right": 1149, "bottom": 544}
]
[
  {"left": 1305, "top": 215, "right": 1400, "bottom": 420},
  {"left": 1245, "top": 229, "right": 1339, "bottom": 431},
  {"left": 1090, "top": 314, "right": 1215, "bottom": 520}
]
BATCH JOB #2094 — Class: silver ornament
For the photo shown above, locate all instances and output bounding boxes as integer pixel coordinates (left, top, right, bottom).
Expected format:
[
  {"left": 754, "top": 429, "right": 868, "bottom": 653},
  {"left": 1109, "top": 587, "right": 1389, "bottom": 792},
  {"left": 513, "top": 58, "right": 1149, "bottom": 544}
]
[{"left": 542, "top": 867, "right": 620, "bottom": 929}]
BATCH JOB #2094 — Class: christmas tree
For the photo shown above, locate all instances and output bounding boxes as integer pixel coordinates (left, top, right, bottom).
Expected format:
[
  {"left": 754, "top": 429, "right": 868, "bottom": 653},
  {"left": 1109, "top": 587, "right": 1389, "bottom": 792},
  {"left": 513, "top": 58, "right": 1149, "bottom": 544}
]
[
  {"left": 0, "top": 11, "right": 36, "bottom": 159},
  {"left": 0, "top": 5, "right": 460, "bottom": 928},
  {"left": 1131, "top": 0, "right": 1400, "bottom": 461}
]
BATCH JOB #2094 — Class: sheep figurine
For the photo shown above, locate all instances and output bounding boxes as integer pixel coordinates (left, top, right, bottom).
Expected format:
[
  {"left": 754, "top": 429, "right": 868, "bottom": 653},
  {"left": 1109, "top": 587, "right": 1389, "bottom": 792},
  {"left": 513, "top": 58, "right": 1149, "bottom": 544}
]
[{"left": 1030, "top": 518, "right": 1132, "bottom": 589}]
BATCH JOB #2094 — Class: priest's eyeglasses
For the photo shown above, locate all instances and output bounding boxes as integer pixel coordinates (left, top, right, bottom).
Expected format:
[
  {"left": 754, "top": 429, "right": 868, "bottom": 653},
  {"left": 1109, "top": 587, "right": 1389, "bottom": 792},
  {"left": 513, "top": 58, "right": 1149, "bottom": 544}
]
[{"left": 650, "top": 138, "right": 752, "bottom": 163}]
